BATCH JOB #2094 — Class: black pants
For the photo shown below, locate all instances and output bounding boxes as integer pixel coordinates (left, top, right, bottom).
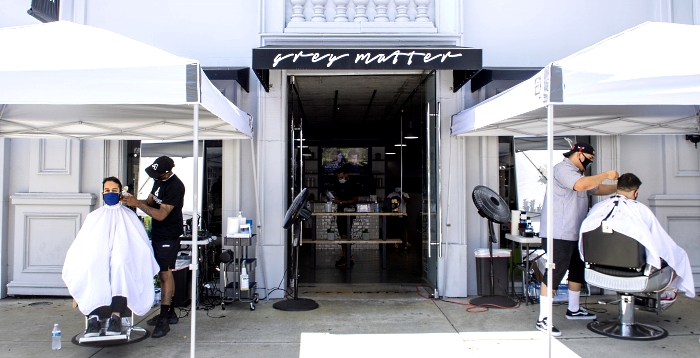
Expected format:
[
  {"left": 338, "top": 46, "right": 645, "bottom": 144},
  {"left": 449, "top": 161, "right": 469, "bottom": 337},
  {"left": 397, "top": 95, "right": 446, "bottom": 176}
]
[{"left": 89, "top": 296, "right": 127, "bottom": 317}]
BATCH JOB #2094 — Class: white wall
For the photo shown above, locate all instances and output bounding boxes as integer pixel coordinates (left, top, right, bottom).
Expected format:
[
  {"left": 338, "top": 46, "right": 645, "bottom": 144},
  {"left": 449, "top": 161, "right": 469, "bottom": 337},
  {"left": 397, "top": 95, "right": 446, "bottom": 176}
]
[{"left": 463, "top": 0, "right": 658, "bottom": 67}]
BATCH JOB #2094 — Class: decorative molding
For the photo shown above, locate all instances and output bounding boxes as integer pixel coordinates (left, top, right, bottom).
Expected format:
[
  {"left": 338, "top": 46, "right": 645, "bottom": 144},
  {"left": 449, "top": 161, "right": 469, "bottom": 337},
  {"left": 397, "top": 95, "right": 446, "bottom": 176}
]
[
  {"left": 648, "top": 194, "right": 700, "bottom": 207},
  {"left": 11, "top": 192, "right": 96, "bottom": 206},
  {"left": 23, "top": 213, "right": 81, "bottom": 273},
  {"left": 6, "top": 281, "right": 69, "bottom": 296},
  {"left": 38, "top": 139, "right": 71, "bottom": 175},
  {"left": 674, "top": 135, "right": 700, "bottom": 176}
]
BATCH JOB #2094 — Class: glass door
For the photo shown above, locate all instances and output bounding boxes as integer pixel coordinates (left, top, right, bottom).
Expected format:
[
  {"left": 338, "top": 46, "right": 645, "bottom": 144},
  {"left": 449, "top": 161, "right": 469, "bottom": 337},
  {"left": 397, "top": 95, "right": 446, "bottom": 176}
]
[{"left": 421, "top": 71, "right": 440, "bottom": 290}]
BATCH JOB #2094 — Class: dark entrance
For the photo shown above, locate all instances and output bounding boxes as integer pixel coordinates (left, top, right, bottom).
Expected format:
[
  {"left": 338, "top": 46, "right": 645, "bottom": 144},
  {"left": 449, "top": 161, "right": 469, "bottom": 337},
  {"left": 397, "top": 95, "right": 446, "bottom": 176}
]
[{"left": 287, "top": 73, "right": 436, "bottom": 284}]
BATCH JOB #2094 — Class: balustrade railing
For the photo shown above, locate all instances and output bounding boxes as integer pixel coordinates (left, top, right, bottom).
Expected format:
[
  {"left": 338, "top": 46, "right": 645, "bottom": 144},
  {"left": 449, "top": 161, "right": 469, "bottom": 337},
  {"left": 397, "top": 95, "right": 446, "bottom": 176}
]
[{"left": 285, "top": 0, "right": 436, "bottom": 33}]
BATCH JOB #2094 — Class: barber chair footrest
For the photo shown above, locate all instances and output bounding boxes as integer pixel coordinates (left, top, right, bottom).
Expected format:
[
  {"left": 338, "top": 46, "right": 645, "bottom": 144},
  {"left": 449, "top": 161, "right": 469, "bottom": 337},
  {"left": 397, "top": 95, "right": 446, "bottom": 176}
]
[{"left": 587, "top": 320, "right": 667, "bottom": 341}]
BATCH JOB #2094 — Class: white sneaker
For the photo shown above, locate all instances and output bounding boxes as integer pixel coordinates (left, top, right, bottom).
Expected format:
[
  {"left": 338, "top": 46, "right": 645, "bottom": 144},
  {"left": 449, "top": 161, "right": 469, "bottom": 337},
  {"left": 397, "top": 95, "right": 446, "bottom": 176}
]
[{"left": 535, "top": 317, "right": 562, "bottom": 337}]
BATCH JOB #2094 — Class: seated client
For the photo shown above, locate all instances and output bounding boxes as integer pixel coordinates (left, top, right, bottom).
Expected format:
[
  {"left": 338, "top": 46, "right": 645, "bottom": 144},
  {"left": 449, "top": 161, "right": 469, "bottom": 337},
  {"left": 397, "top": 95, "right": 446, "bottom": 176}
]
[
  {"left": 579, "top": 173, "right": 695, "bottom": 298},
  {"left": 62, "top": 177, "right": 160, "bottom": 337}
]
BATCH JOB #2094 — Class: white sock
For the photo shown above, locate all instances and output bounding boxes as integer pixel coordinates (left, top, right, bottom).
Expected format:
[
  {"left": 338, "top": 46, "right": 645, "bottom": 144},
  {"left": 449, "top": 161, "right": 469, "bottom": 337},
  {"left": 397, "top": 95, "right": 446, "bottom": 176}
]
[
  {"left": 539, "top": 295, "right": 552, "bottom": 321},
  {"left": 568, "top": 290, "right": 581, "bottom": 312}
]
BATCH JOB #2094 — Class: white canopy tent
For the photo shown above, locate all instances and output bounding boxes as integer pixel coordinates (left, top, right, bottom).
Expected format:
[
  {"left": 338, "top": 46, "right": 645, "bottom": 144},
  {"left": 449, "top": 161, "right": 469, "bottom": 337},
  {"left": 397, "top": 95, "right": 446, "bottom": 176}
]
[
  {"left": 451, "top": 22, "right": 700, "bottom": 354},
  {"left": 0, "top": 21, "right": 259, "bottom": 358}
]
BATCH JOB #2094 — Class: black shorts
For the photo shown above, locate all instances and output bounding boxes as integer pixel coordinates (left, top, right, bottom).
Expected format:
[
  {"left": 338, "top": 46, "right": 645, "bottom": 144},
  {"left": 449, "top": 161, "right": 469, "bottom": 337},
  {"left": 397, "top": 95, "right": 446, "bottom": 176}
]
[
  {"left": 541, "top": 238, "right": 586, "bottom": 287},
  {"left": 151, "top": 239, "right": 181, "bottom": 272}
]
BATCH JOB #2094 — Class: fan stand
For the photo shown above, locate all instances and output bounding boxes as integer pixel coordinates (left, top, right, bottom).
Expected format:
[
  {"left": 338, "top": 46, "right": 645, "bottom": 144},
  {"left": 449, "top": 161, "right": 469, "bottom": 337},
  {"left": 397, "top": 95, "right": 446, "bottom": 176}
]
[
  {"left": 469, "top": 219, "right": 517, "bottom": 308},
  {"left": 273, "top": 223, "right": 319, "bottom": 311}
]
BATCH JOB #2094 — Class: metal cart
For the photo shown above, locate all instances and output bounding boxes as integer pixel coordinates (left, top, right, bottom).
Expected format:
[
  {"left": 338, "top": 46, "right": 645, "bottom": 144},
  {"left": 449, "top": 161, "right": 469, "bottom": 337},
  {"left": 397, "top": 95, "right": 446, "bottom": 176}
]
[{"left": 220, "top": 235, "right": 259, "bottom": 310}]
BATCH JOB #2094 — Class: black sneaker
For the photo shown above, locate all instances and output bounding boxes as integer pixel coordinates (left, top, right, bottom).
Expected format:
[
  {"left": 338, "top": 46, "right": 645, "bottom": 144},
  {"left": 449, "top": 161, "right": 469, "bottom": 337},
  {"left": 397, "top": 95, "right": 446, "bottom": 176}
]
[
  {"left": 84, "top": 317, "right": 101, "bottom": 337},
  {"left": 106, "top": 315, "right": 122, "bottom": 336},
  {"left": 147, "top": 310, "right": 179, "bottom": 326},
  {"left": 536, "top": 318, "right": 562, "bottom": 337},
  {"left": 335, "top": 256, "right": 347, "bottom": 268},
  {"left": 565, "top": 307, "right": 596, "bottom": 320},
  {"left": 151, "top": 317, "right": 170, "bottom": 338}
]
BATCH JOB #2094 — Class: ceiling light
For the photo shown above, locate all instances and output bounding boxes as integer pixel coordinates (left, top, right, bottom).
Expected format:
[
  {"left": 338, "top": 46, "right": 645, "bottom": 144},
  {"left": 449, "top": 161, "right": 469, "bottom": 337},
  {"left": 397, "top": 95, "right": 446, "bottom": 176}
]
[
  {"left": 404, "top": 121, "right": 419, "bottom": 139},
  {"left": 385, "top": 152, "right": 397, "bottom": 155},
  {"left": 394, "top": 144, "right": 406, "bottom": 147}
]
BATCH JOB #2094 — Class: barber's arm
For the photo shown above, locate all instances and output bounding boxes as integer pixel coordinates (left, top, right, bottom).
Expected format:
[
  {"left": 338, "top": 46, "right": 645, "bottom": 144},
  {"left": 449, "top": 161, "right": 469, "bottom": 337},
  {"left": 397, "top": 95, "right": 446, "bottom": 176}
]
[
  {"left": 593, "top": 184, "right": 617, "bottom": 195},
  {"left": 573, "top": 170, "right": 618, "bottom": 192},
  {"left": 122, "top": 194, "right": 174, "bottom": 221}
]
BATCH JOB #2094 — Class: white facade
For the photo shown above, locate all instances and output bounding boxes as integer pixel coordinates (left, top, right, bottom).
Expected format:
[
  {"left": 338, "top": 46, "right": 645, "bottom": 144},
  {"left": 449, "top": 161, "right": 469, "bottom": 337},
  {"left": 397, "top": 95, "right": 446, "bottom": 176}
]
[{"left": 1, "top": 0, "right": 699, "bottom": 298}]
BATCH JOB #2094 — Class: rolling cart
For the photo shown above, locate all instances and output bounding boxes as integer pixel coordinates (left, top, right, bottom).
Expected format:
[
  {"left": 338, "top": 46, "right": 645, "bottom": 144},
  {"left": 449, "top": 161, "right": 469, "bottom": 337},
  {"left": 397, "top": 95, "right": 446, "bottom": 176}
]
[{"left": 220, "top": 234, "right": 259, "bottom": 310}]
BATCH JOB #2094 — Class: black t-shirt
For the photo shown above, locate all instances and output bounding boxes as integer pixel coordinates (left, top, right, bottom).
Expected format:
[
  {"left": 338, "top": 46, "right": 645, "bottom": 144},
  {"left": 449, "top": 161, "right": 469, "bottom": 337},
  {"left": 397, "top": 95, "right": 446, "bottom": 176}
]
[
  {"left": 333, "top": 178, "right": 358, "bottom": 211},
  {"left": 150, "top": 174, "right": 185, "bottom": 240}
]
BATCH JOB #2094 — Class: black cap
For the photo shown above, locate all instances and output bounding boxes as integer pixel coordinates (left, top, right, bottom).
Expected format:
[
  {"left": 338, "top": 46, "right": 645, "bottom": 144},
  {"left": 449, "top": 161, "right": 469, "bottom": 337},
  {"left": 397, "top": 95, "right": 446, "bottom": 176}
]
[
  {"left": 145, "top": 156, "right": 174, "bottom": 179},
  {"left": 563, "top": 142, "right": 595, "bottom": 157}
]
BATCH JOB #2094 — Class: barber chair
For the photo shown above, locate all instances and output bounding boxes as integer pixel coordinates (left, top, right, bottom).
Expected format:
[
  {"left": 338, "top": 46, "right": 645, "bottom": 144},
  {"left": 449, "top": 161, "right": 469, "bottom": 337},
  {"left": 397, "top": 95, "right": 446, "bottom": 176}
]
[
  {"left": 72, "top": 306, "right": 150, "bottom": 346},
  {"left": 582, "top": 226, "right": 675, "bottom": 340}
]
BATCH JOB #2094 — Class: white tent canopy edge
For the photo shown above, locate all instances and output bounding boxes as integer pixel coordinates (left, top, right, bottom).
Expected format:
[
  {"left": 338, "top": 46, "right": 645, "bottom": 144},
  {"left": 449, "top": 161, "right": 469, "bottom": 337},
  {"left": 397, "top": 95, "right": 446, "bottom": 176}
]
[
  {"left": 0, "top": 21, "right": 259, "bottom": 358},
  {"left": 450, "top": 21, "right": 700, "bottom": 355}
]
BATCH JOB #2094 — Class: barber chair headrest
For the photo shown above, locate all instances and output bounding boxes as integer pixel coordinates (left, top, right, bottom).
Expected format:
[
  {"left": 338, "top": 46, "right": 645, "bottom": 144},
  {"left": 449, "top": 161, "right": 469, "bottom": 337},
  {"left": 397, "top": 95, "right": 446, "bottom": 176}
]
[{"left": 582, "top": 225, "right": 645, "bottom": 269}]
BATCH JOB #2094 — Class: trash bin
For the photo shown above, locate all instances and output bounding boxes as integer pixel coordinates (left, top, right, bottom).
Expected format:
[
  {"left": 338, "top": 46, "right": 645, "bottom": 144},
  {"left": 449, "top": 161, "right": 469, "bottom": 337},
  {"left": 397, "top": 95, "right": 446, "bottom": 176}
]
[{"left": 475, "top": 248, "right": 511, "bottom": 296}]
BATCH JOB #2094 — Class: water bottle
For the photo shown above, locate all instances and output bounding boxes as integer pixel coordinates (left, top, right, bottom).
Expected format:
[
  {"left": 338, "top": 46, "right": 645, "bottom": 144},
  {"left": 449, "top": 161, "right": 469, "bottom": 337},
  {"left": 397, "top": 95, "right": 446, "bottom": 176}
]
[{"left": 51, "top": 323, "right": 61, "bottom": 350}]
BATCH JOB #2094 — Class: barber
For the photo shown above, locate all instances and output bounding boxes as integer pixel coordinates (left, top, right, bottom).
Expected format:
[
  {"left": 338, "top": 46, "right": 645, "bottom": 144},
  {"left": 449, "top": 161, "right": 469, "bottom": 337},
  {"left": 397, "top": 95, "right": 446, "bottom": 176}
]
[
  {"left": 122, "top": 155, "right": 185, "bottom": 338},
  {"left": 330, "top": 165, "right": 358, "bottom": 268},
  {"left": 536, "top": 142, "right": 618, "bottom": 337}
]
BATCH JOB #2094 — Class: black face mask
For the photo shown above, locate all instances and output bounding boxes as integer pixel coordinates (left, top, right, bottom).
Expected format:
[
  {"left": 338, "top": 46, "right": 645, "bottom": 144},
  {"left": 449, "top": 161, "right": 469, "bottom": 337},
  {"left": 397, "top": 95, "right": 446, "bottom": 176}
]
[{"left": 579, "top": 154, "right": 593, "bottom": 170}]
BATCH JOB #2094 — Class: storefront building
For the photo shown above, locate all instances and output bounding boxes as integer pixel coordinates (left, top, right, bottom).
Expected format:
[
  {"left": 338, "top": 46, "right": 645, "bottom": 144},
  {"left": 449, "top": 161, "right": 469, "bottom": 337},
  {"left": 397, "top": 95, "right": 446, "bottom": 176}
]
[{"left": 1, "top": 0, "right": 699, "bottom": 299}]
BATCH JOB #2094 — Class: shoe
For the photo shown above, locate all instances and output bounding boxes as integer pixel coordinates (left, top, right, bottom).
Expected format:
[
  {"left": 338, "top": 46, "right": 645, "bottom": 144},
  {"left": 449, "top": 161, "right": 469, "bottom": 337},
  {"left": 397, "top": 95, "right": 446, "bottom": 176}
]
[
  {"left": 335, "top": 256, "right": 347, "bottom": 268},
  {"left": 348, "top": 257, "right": 355, "bottom": 268},
  {"left": 147, "top": 310, "right": 179, "bottom": 326},
  {"left": 151, "top": 317, "right": 170, "bottom": 338},
  {"left": 660, "top": 290, "right": 677, "bottom": 307},
  {"left": 105, "top": 315, "right": 122, "bottom": 336},
  {"left": 84, "top": 317, "right": 101, "bottom": 337},
  {"left": 536, "top": 318, "right": 562, "bottom": 337},
  {"left": 565, "top": 307, "right": 596, "bottom": 320}
]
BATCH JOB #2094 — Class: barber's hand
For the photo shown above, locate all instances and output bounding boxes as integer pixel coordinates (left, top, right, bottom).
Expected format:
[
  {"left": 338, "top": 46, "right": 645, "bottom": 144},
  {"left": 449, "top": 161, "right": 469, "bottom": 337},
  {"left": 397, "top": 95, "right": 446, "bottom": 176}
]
[
  {"left": 122, "top": 195, "right": 139, "bottom": 207},
  {"left": 605, "top": 170, "right": 619, "bottom": 181},
  {"left": 332, "top": 198, "right": 340, "bottom": 204}
]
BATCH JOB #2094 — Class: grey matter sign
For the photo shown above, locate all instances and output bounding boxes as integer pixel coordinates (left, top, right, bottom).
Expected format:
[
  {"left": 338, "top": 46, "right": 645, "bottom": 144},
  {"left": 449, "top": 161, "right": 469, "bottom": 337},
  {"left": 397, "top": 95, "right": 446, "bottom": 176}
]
[{"left": 252, "top": 47, "right": 482, "bottom": 70}]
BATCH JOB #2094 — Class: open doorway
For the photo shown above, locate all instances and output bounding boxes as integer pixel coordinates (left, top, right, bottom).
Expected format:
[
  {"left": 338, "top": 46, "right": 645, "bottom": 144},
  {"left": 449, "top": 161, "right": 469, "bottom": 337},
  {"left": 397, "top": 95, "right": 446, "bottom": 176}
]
[{"left": 287, "top": 72, "right": 437, "bottom": 286}]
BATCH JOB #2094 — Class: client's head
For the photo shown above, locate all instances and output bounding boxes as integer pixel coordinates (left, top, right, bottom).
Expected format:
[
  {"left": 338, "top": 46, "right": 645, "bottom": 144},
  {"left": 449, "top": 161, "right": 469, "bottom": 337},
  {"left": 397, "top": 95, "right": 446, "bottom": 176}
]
[
  {"left": 102, "top": 176, "right": 122, "bottom": 206},
  {"left": 616, "top": 173, "right": 642, "bottom": 200}
]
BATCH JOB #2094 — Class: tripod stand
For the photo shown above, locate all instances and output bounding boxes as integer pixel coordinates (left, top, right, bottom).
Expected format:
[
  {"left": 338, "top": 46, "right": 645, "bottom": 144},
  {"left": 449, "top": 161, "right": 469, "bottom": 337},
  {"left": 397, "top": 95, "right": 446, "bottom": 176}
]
[{"left": 273, "top": 218, "right": 318, "bottom": 311}]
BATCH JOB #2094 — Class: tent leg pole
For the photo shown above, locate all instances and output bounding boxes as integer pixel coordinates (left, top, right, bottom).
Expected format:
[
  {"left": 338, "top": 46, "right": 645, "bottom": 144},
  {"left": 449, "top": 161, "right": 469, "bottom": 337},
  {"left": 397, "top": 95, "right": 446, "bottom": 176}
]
[
  {"left": 249, "top": 137, "right": 266, "bottom": 298},
  {"left": 546, "top": 103, "right": 554, "bottom": 357},
  {"left": 191, "top": 104, "right": 199, "bottom": 358}
]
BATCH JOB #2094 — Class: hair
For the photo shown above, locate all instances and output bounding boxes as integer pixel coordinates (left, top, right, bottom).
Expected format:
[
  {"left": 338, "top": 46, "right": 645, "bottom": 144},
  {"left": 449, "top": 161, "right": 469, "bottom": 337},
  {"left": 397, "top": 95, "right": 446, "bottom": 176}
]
[
  {"left": 102, "top": 176, "right": 123, "bottom": 192},
  {"left": 348, "top": 150, "right": 358, "bottom": 157},
  {"left": 617, "top": 173, "right": 642, "bottom": 192}
]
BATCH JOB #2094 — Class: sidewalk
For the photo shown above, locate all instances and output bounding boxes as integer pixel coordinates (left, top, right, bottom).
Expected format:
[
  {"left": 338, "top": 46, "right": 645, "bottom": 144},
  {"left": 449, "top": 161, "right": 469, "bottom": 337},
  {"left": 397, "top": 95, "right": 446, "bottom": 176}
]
[{"left": 1, "top": 284, "right": 698, "bottom": 357}]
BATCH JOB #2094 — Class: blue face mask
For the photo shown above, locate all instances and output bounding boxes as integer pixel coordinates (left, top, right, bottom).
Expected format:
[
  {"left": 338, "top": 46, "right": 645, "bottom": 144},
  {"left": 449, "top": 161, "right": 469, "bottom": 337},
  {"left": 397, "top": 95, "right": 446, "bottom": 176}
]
[
  {"left": 103, "top": 192, "right": 120, "bottom": 206},
  {"left": 338, "top": 178, "right": 346, "bottom": 184}
]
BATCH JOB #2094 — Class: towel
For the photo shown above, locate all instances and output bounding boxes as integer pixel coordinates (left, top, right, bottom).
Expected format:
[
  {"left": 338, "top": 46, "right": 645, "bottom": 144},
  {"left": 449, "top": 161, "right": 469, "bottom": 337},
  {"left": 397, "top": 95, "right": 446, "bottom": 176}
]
[{"left": 62, "top": 203, "right": 160, "bottom": 315}]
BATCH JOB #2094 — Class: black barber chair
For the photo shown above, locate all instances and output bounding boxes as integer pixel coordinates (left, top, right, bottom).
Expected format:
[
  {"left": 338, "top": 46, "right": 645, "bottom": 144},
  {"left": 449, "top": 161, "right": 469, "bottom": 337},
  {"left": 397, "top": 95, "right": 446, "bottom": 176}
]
[{"left": 582, "top": 226, "right": 675, "bottom": 340}]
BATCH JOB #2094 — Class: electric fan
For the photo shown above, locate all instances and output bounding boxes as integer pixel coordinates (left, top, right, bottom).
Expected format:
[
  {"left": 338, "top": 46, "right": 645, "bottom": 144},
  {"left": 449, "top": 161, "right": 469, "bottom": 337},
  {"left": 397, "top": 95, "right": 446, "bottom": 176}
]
[
  {"left": 469, "top": 185, "right": 517, "bottom": 307},
  {"left": 272, "top": 188, "right": 318, "bottom": 311}
]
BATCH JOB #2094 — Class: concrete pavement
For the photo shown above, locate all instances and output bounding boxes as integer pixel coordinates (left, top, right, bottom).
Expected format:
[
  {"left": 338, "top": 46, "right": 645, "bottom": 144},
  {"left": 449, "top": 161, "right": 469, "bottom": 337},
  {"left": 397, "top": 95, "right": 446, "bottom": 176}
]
[{"left": 1, "top": 284, "right": 698, "bottom": 357}]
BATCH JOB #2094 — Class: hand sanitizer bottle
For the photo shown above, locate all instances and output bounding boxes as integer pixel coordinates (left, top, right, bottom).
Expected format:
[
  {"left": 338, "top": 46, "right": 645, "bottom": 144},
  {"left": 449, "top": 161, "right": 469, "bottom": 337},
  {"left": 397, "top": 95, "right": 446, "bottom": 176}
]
[{"left": 240, "top": 267, "right": 249, "bottom": 292}]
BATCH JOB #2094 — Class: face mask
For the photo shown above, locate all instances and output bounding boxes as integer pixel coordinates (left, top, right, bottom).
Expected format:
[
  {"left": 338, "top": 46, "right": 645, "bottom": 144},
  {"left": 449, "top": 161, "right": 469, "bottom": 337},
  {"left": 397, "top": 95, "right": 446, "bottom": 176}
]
[
  {"left": 338, "top": 178, "right": 346, "bottom": 184},
  {"left": 634, "top": 191, "right": 639, "bottom": 200},
  {"left": 579, "top": 154, "right": 593, "bottom": 170},
  {"left": 103, "top": 192, "right": 120, "bottom": 206}
]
